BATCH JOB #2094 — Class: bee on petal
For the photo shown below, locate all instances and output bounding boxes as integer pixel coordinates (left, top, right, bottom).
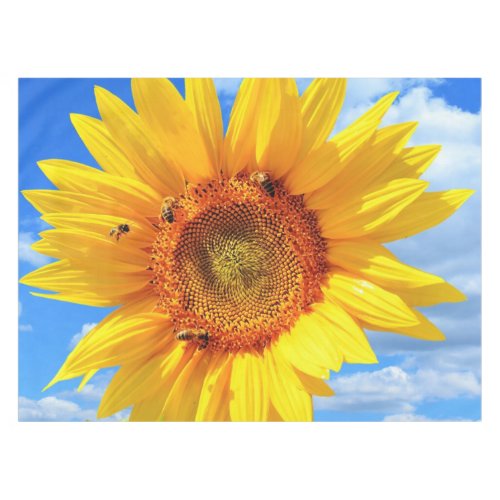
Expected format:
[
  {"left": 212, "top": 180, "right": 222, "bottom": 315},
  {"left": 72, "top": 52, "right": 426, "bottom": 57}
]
[{"left": 109, "top": 223, "right": 130, "bottom": 241}]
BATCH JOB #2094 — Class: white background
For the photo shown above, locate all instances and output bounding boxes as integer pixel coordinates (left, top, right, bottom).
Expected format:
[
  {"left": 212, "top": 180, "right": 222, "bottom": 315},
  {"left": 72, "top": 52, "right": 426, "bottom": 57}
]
[{"left": 1, "top": 1, "right": 498, "bottom": 499}]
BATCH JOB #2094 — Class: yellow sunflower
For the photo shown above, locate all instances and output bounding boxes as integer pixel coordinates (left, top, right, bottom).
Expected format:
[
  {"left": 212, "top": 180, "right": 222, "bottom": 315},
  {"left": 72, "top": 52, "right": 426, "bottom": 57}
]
[{"left": 20, "top": 78, "right": 473, "bottom": 421}]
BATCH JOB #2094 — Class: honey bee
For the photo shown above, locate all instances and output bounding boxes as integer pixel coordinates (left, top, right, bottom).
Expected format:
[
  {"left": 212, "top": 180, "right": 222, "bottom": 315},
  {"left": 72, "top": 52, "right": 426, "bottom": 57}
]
[
  {"left": 250, "top": 171, "right": 275, "bottom": 197},
  {"left": 175, "top": 329, "right": 210, "bottom": 350},
  {"left": 109, "top": 223, "right": 130, "bottom": 241},
  {"left": 161, "top": 196, "right": 176, "bottom": 223}
]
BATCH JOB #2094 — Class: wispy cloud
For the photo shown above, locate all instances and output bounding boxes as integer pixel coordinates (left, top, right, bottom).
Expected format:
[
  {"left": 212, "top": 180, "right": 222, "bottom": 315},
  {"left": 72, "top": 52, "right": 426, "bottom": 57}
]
[
  {"left": 383, "top": 86, "right": 481, "bottom": 191},
  {"left": 23, "top": 370, "right": 130, "bottom": 422},
  {"left": 383, "top": 413, "right": 475, "bottom": 422},
  {"left": 315, "top": 364, "right": 480, "bottom": 415},
  {"left": 19, "top": 231, "right": 51, "bottom": 267},
  {"left": 56, "top": 370, "right": 113, "bottom": 404},
  {"left": 18, "top": 395, "right": 128, "bottom": 422},
  {"left": 19, "top": 396, "right": 95, "bottom": 422},
  {"left": 18, "top": 300, "right": 33, "bottom": 332},
  {"left": 19, "top": 217, "right": 51, "bottom": 231},
  {"left": 68, "top": 322, "right": 98, "bottom": 350}
]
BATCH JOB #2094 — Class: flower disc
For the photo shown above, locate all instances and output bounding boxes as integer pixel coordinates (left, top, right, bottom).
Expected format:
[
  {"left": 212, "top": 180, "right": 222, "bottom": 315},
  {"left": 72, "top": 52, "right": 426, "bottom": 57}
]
[{"left": 152, "top": 174, "right": 327, "bottom": 352}]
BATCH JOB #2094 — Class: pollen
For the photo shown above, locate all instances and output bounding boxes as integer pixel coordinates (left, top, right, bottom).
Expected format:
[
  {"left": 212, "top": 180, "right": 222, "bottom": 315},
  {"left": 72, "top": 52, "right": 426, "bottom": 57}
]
[{"left": 151, "top": 174, "right": 327, "bottom": 353}]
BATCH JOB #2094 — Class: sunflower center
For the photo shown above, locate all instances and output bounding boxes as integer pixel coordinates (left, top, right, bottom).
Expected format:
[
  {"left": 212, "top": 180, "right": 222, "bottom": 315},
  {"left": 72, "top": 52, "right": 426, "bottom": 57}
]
[{"left": 151, "top": 174, "right": 327, "bottom": 353}]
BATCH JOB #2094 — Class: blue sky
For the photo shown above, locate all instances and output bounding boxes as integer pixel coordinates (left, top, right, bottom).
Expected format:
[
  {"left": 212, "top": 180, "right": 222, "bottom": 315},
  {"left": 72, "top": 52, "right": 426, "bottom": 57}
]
[{"left": 18, "top": 78, "right": 481, "bottom": 422}]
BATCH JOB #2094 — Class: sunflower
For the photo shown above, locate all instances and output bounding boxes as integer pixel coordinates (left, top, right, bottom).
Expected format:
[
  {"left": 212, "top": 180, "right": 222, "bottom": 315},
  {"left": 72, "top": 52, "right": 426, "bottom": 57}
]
[{"left": 20, "top": 78, "right": 473, "bottom": 421}]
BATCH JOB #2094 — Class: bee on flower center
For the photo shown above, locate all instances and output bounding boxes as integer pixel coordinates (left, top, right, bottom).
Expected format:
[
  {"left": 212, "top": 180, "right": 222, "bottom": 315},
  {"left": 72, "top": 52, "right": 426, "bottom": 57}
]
[
  {"left": 250, "top": 171, "right": 275, "bottom": 197},
  {"left": 161, "top": 196, "right": 177, "bottom": 223},
  {"left": 175, "top": 329, "right": 210, "bottom": 350},
  {"left": 109, "top": 223, "right": 130, "bottom": 241}
]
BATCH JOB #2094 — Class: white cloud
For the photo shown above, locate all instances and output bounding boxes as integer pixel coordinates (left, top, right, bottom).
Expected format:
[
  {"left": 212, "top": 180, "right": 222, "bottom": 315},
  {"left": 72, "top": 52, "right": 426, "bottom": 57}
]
[
  {"left": 19, "top": 396, "right": 95, "bottom": 422},
  {"left": 56, "top": 369, "right": 114, "bottom": 403},
  {"left": 335, "top": 79, "right": 444, "bottom": 132},
  {"left": 383, "top": 413, "right": 475, "bottom": 422},
  {"left": 383, "top": 413, "right": 431, "bottom": 422},
  {"left": 382, "top": 86, "right": 481, "bottom": 191},
  {"left": 19, "top": 395, "right": 129, "bottom": 422},
  {"left": 314, "top": 365, "right": 480, "bottom": 414},
  {"left": 19, "top": 231, "right": 51, "bottom": 267},
  {"left": 57, "top": 382, "right": 106, "bottom": 402},
  {"left": 38, "top": 369, "right": 131, "bottom": 421},
  {"left": 401, "top": 346, "right": 481, "bottom": 375},
  {"left": 68, "top": 322, "right": 98, "bottom": 350},
  {"left": 367, "top": 302, "right": 481, "bottom": 354},
  {"left": 448, "top": 273, "right": 481, "bottom": 296},
  {"left": 19, "top": 217, "right": 51, "bottom": 231},
  {"left": 18, "top": 300, "right": 33, "bottom": 332}
]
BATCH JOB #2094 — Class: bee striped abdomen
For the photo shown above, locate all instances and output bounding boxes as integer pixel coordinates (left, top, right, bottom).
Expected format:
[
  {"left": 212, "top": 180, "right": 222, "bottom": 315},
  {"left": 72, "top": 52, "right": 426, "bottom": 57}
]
[{"left": 250, "top": 171, "right": 275, "bottom": 197}]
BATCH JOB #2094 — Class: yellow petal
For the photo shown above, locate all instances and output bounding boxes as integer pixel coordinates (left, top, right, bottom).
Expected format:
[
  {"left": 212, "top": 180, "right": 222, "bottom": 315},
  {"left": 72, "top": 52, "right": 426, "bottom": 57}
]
[
  {"left": 97, "top": 355, "right": 167, "bottom": 419},
  {"left": 337, "top": 91, "right": 399, "bottom": 135},
  {"left": 369, "top": 189, "right": 475, "bottom": 242},
  {"left": 132, "top": 78, "right": 216, "bottom": 182},
  {"left": 41, "top": 213, "right": 156, "bottom": 247},
  {"left": 328, "top": 240, "right": 466, "bottom": 306},
  {"left": 129, "top": 390, "right": 169, "bottom": 422},
  {"left": 77, "top": 369, "right": 98, "bottom": 391},
  {"left": 37, "top": 159, "right": 162, "bottom": 217},
  {"left": 43, "top": 295, "right": 166, "bottom": 391},
  {"left": 317, "top": 178, "right": 429, "bottom": 239},
  {"left": 315, "top": 299, "right": 378, "bottom": 364},
  {"left": 304, "top": 92, "right": 399, "bottom": 210},
  {"left": 229, "top": 352, "right": 269, "bottom": 421},
  {"left": 224, "top": 79, "right": 303, "bottom": 179},
  {"left": 284, "top": 141, "right": 344, "bottom": 195},
  {"left": 97, "top": 343, "right": 193, "bottom": 418},
  {"left": 196, "top": 351, "right": 233, "bottom": 421},
  {"left": 185, "top": 78, "right": 224, "bottom": 175},
  {"left": 287, "top": 311, "right": 343, "bottom": 372},
  {"left": 30, "top": 288, "right": 148, "bottom": 308},
  {"left": 396, "top": 282, "right": 466, "bottom": 307},
  {"left": 361, "top": 309, "right": 446, "bottom": 341},
  {"left": 31, "top": 239, "right": 64, "bottom": 259},
  {"left": 255, "top": 79, "right": 303, "bottom": 178},
  {"left": 323, "top": 271, "right": 419, "bottom": 329},
  {"left": 70, "top": 114, "right": 137, "bottom": 178},
  {"left": 38, "top": 228, "right": 149, "bottom": 271},
  {"left": 22, "top": 189, "right": 145, "bottom": 220},
  {"left": 54, "top": 313, "right": 174, "bottom": 382},
  {"left": 275, "top": 333, "right": 330, "bottom": 380},
  {"left": 295, "top": 369, "right": 334, "bottom": 397},
  {"left": 307, "top": 122, "right": 417, "bottom": 212},
  {"left": 265, "top": 346, "right": 313, "bottom": 421},
  {"left": 21, "top": 259, "right": 150, "bottom": 304},
  {"left": 298, "top": 78, "right": 346, "bottom": 157},
  {"left": 327, "top": 239, "right": 444, "bottom": 289},
  {"left": 377, "top": 145, "right": 441, "bottom": 183},
  {"left": 223, "top": 79, "right": 260, "bottom": 177},
  {"left": 95, "top": 85, "right": 186, "bottom": 196},
  {"left": 127, "top": 344, "right": 196, "bottom": 421},
  {"left": 161, "top": 350, "right": 212, "bottom": 421},
  {"left": 268, "top": 404, "right": 285, "bottom": 421}
]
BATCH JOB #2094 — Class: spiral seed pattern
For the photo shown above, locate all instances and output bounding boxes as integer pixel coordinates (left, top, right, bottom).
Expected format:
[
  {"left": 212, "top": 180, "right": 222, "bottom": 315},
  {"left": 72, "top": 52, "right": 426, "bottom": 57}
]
[{"left": 151, "top": 175, "right": 327, "bottom": 353}]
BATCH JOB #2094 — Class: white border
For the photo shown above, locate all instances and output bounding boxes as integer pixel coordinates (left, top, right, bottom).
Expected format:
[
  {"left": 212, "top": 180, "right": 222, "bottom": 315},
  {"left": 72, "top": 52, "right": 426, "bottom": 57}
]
[{"left": 2, "top": 1, "right": 498, "bottom": 498}]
